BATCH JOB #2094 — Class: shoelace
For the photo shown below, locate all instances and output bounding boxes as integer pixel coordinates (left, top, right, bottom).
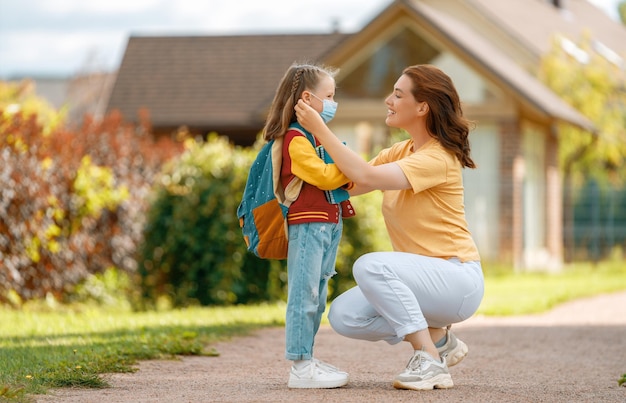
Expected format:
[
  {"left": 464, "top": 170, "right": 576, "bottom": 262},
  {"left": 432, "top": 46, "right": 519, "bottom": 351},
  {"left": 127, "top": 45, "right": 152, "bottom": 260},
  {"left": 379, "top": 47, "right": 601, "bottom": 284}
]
[
  {"left": 407, "top": 351, "right": 425, "bottom": 373},
  {"left": 313, "top": 359, "right": 343, "bottom": 374}
]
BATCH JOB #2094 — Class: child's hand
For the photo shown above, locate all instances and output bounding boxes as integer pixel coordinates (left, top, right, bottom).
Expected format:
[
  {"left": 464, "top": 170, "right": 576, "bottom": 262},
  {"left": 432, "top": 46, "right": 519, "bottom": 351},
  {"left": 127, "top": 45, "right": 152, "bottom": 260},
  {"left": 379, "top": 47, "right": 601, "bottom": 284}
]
[{"left": 295, "top": 99, "right": 326, "bottom": 134}]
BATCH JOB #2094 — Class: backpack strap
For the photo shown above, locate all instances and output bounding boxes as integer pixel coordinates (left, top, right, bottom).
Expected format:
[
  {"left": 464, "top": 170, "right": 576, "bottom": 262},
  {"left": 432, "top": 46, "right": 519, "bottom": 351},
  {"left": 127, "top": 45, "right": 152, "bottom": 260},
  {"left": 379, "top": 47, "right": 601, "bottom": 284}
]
[
  {"left": 288, "top": 122, "right": 316, "bottom": 147},
  {"left": 280, "top": 122, "right": 315, "bottom": 205},
  {"left": 272, "top": 136, "right": 303, "bottom": 208}
]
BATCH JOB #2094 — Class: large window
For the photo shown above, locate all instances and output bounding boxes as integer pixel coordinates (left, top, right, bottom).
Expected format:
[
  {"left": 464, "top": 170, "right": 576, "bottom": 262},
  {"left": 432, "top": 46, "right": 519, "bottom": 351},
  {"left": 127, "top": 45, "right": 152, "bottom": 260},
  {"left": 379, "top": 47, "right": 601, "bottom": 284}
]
[
  {"left": 340, "top": 28, "right": 440, "bottom": 98},
  {"left": 463, "top": 124, "right": 500, "bottom": 261}
]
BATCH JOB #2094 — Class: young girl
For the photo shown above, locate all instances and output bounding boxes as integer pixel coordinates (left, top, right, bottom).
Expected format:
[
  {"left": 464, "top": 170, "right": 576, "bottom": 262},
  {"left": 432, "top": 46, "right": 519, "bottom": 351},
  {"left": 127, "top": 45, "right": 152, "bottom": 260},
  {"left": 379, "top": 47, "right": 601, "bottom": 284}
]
[
  {"left": 262, "top": 62, "right": 355, "bottom": 389},
  {"left": 295, "top": 64, "right": 484, "bottom": 391}
]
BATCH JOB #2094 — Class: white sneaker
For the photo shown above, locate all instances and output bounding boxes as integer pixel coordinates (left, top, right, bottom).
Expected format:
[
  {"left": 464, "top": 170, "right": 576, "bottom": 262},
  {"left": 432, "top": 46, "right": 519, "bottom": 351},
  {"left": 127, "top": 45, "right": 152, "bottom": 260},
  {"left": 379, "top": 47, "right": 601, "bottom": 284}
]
[
  {"left": 393, "top": 349, "right": 453, "bottom": 390},
  {"left": 437, "top": 328, "right": 468, "bottom": 367},
  {"left": 288, "top": 360, "right": 349, "bottom": 389},
  {"left": 312, "top": 358, "right": 348, "bottom": 376}
]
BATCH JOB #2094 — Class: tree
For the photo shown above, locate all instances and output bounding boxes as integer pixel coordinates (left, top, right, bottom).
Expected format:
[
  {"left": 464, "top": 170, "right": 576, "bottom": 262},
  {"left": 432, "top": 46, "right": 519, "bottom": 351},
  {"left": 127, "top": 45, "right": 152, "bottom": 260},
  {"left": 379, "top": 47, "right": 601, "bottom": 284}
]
[{"left": 539, "top": 34, "right": 626, "bottom": 261}]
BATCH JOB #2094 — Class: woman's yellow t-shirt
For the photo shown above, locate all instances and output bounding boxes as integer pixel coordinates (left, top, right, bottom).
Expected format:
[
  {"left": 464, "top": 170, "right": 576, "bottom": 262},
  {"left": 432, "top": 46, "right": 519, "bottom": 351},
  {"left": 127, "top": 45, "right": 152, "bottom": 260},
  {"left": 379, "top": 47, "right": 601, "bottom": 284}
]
[{"left": 371, "top": 138, "right": 480, "bottom": 262}]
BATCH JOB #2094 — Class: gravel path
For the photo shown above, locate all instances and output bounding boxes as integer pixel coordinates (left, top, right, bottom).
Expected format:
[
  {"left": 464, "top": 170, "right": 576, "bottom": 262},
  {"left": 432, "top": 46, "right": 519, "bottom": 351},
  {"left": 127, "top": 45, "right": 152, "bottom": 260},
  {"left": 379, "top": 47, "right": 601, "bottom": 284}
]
[{"left": 36, "top": 292, "right": 626, "bottom": 402}]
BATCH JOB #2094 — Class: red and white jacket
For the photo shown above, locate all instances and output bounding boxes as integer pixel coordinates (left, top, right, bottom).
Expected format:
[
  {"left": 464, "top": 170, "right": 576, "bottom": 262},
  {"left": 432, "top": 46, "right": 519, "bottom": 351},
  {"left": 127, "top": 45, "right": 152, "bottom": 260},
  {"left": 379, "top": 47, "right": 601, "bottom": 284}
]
[{"left": 280, "top": 126, "right": 356, "bottom": 225}]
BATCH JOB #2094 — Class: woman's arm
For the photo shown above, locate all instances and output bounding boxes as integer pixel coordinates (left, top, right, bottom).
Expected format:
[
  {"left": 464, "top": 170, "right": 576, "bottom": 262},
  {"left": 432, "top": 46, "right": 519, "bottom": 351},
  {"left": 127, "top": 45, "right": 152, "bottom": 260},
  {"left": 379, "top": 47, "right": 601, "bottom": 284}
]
[
  {"left": 348, "top": 183, "right": 377, "bottom": 196},
  {"left": 295, "top": 100, "right": 410, "bottom": 191}
]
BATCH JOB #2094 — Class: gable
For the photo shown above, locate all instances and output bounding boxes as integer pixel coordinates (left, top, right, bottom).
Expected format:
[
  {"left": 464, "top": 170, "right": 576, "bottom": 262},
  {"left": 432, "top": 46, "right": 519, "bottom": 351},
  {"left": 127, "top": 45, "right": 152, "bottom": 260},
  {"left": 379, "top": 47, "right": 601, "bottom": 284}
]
[
  {"left": 324, "top": 0, "right": 593, "bottom": 130},
  {"left": 339, "top": 26, "right": 439, "bottom": 99},
  {"left": 335, "top": 21, "right": 499, "bottom": 106},
  {"left": 410, "top": 1, "right": 594, "bottom": 130}
]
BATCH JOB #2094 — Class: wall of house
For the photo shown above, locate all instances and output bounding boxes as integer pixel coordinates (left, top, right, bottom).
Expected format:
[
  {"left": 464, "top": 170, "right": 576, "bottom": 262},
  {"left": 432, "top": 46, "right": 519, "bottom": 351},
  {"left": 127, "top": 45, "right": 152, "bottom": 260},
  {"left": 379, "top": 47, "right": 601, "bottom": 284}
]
[
  {"left": 522, "top": 123, "right": 549, "bottom": 269},
  {"left": 513, "top": 121, "right": 564, "bottom": 271},
  {"left": 463, "top": 123, "right": 500, "bottom": 262},
  {"left": 498, "top": 117, "right": 524, "bottom": 269},
  {"left": 495, "top": 119, "right": 564, "bottom": 271},
  {"left": 545, "top": 129, "right": 563, "bottom": 270}
]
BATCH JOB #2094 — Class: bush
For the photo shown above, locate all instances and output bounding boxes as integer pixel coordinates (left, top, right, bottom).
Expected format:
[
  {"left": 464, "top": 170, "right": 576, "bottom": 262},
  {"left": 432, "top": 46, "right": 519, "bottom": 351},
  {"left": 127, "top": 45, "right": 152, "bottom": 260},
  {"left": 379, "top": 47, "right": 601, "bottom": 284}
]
[
  {"left": 1, "top": 75, "right": 391, "bottom": 307},
  {"left": 0, "top": 91, "right": 182, "bottom": 304},
  {"left": 138, "top": 134, "right": 391, "bottom": 307},
  {"left": 138, "top": 134, "right": 286, "bottom": 307}
]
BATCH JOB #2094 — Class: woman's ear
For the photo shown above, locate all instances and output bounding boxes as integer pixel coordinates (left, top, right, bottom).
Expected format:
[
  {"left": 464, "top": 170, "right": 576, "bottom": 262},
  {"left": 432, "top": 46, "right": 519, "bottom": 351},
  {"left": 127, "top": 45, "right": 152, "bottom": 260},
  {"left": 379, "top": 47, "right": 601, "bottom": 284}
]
[{"left": 417, "top": 102, "right": 429, "bottom": 115}]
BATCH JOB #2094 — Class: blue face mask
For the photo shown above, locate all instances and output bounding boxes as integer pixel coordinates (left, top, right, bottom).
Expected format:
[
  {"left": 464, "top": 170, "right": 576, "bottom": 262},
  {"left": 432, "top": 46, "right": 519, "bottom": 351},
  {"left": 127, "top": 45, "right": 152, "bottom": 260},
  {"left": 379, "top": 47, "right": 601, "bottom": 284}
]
[{"left": 310, "top": 93, "right": 338, "bottom": 123}]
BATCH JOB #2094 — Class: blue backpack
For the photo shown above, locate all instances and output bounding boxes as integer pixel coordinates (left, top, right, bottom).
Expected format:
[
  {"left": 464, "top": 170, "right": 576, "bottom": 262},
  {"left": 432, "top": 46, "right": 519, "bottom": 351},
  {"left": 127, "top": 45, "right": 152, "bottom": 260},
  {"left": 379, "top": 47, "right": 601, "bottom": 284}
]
[
  {"left": 237, "top": 124, "right": 311, "bottom": 259},
  {"left": 237, "top": 123, "right": 349, "bottom": 259}
]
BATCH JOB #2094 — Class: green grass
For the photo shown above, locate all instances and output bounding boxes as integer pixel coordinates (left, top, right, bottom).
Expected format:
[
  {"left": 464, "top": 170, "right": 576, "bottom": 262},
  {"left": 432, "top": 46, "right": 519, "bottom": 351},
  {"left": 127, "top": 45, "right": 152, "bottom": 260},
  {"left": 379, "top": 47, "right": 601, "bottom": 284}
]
[
  {"left": 478, "top": 261, "right": 626, "bottom": 315},
  {"left": 1, "top": 261, "right": 625, "bottom": 402},
  {"left": 0, "top": 304, "right": 286, "bottom": 402}
]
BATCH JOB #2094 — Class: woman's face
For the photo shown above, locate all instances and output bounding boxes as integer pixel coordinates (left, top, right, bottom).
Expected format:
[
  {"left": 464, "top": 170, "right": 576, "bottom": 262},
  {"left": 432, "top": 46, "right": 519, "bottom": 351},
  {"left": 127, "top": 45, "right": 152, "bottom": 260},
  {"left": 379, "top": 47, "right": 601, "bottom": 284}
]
[{"left": 384, "top": 74, "right": 422, "bottom": 129}]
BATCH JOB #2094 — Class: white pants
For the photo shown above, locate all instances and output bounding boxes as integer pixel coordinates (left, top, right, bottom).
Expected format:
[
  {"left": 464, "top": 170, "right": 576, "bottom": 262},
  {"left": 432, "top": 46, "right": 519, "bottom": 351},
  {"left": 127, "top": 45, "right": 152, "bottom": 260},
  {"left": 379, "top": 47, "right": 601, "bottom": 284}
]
[{"left": 328, "top": 252, "right": 484, "bottom": 345}]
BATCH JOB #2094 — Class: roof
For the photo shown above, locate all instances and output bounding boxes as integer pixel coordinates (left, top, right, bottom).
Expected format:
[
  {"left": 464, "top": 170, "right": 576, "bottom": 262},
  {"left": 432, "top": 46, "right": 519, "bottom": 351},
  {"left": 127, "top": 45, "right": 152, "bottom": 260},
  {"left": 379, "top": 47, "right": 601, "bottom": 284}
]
[
  {"left": 106, "top": 33, "right": 350, "bottom": 131},
  {"left": 106, "top": 0, "right": 610, "bottom": 136},
  {"left": 469, "top": 0, "right": 626, "bottom": 58},
  {"left": 406, "top": 0, "right": 595, "bottom": 131}
]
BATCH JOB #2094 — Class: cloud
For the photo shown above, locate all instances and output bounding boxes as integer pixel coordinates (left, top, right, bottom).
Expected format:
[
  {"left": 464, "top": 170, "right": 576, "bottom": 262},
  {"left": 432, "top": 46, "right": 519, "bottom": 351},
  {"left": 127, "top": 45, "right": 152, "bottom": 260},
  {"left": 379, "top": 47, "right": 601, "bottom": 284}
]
[
  {"left": 39, "top": 0, "right": 166, "bottom": 16},
  {"left": 0, "top": 0, "right": 621, "bottom": 78},
  {"left": 0, "top": 30, "right": 126, "bottom": 76},
  {"left": 0, "top": 0, "right": 391, "bottom": 78}
]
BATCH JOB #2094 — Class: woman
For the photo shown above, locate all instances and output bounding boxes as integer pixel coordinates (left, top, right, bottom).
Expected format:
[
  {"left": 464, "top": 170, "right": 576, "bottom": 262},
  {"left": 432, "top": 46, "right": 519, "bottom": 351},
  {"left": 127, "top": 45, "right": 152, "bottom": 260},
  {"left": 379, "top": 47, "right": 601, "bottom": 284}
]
[{"left": 294, "top": 64, "right": 484, "bottom": 391}]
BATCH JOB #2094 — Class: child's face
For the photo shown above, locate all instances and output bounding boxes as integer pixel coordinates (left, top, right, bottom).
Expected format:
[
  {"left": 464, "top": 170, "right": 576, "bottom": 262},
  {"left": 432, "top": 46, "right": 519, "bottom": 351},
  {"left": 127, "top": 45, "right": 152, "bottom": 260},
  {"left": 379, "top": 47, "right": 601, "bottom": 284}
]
[{"left": 304, "top": 75, "right": 336, "bottom": 114}]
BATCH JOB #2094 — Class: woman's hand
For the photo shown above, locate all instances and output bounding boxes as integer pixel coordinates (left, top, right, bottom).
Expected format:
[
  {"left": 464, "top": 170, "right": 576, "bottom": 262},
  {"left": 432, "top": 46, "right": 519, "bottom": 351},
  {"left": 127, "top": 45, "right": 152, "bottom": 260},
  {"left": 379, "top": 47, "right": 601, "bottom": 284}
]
[
  {"left": 295, "top": 99, "right": 328, "bottom": 137},
  {"left": 295, "top": 100, "right": 410, "bottom": 191}
]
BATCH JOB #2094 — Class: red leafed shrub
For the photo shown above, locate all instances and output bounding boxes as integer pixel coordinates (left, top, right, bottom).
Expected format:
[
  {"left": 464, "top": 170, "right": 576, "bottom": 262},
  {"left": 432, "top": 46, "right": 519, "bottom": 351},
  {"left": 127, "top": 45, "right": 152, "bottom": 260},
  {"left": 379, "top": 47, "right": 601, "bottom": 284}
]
[{"left": 0, "top": 108, "right": 183, "bottom": 303}]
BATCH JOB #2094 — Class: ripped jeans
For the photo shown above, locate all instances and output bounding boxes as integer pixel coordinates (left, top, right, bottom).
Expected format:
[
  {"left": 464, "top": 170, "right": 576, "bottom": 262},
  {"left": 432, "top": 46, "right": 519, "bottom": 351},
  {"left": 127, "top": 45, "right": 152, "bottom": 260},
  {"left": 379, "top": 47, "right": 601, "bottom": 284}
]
[{"left": 285, "top": 220, "right": 343, "bottom": 361}]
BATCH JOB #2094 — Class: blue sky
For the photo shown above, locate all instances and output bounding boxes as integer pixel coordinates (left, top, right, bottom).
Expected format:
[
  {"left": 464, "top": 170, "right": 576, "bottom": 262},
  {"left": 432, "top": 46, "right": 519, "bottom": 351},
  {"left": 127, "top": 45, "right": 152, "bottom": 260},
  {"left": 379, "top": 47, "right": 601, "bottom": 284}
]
[{"left": 0, "top": 0, "right": 621, "bottom": 79}]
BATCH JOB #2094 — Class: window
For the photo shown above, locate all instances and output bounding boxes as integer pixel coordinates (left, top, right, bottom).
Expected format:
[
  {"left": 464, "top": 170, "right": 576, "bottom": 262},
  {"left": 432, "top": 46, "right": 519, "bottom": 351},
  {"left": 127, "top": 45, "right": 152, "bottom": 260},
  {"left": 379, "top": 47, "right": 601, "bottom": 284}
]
[{"left": 340, "top": 28, "right": 440, "bottom": 98}]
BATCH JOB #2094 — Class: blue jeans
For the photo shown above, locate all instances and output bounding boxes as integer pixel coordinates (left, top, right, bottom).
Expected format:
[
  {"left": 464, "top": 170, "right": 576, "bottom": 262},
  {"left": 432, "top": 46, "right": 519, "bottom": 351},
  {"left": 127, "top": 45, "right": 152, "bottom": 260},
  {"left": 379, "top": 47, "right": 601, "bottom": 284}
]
[{"left": 285, "top": 220, "right": 343, "bottom": 361}]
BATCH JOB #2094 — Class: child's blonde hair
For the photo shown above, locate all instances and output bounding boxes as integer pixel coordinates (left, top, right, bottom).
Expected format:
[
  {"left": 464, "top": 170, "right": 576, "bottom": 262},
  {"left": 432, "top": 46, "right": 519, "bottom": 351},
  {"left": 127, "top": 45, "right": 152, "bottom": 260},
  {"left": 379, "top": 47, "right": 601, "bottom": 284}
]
[{"left": 263, "top": 62, "right": 337, "bottom": 141}]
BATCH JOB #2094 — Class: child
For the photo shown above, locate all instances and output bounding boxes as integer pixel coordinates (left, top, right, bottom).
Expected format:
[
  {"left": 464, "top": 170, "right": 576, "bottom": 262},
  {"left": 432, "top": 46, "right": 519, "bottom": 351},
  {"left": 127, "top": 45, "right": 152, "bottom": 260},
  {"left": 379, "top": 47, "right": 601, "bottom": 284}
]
[{"left": 262, "top": 62, "right": 355, "bottom": 389}]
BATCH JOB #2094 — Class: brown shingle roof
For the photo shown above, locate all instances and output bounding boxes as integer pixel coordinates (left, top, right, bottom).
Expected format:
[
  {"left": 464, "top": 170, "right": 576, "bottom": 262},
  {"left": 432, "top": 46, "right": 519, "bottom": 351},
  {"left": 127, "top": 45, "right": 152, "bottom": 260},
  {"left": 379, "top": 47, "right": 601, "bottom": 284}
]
[{"left": 106, "top": 33, "right": 350, "bottom": 132}]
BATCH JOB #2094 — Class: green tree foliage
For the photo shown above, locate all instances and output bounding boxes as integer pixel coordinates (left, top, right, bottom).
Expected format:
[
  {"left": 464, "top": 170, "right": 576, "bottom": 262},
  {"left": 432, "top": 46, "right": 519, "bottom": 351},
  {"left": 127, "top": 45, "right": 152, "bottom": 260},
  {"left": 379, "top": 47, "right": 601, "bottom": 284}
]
[
  {"left": 539, "top": 34, "right": 626, "bottom": 260},
  {"left": 0, "top": 79, "right": 182, "bottom": 303},
  {"left": 619, "top": 1, "right": 626, "bottom": 24},
  {"left": 540, "top": 34, "right": 626, "bottom": 185}
]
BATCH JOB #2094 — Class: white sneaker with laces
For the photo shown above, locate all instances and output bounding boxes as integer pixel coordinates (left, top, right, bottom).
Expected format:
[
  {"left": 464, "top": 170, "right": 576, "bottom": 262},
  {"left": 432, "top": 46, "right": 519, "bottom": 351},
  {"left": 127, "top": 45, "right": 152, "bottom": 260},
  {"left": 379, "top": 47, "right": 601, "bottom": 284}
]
[
  {"left": 437, "top": 327, "right": 468, "bottom": 367},
  {"left": 288, "top": 360, "right": 349, "bottom": 389},
  {"left": 312, "top": 358, "right": 348, "bottom": 376},
  {"left": 393, "top": 349, "right": 453, "bottom": 390}
]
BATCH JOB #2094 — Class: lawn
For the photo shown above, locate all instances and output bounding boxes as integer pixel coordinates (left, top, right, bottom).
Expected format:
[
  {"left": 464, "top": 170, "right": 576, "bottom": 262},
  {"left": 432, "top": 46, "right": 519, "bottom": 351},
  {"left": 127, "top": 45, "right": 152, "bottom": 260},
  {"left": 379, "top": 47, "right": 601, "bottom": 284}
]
[
  {"left": 1, "top": 261, "right": 624, "bottom": 402},
  {"left": 478, "top": 261, "right": 626, "bottom": 315}
]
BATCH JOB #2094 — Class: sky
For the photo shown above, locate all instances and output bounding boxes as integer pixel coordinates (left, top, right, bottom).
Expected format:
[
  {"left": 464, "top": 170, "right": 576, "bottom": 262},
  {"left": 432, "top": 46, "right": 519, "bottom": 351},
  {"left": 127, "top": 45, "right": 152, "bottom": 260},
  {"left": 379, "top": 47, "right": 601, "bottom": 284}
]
[{"left": 0, "top": 0, "right": 621, "bottom": 79}]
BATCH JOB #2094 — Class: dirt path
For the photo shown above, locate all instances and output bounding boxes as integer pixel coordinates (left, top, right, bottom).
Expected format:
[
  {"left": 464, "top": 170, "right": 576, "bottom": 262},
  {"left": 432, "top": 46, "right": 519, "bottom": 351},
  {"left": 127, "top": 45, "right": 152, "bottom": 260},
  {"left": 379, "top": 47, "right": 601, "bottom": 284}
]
[{"left": 36, "top": 292, "right": 626, "bottom": 402}]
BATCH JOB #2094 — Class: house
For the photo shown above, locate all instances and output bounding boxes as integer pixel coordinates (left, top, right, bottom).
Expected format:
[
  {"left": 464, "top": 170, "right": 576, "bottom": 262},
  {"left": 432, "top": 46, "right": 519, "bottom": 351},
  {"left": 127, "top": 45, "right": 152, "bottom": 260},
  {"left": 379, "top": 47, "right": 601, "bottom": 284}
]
[{"left": 106, "top": 0, "right": 626, "bottom": 270}]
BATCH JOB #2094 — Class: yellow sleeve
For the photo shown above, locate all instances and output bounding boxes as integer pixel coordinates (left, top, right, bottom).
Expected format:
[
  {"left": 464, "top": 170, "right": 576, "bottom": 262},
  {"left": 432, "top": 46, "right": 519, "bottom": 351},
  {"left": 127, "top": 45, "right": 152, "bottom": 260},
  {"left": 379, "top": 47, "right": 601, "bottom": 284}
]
[{"left": 288, "top": 136, "right": 351, "bottom": 191}]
